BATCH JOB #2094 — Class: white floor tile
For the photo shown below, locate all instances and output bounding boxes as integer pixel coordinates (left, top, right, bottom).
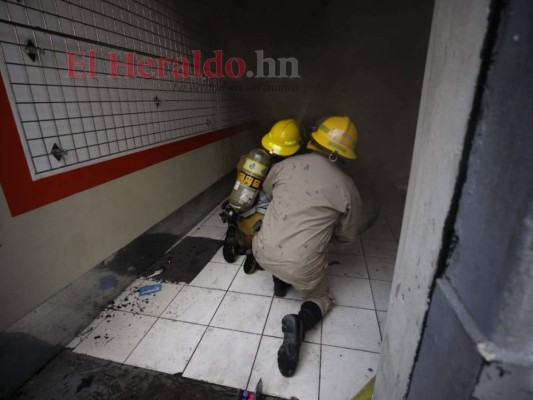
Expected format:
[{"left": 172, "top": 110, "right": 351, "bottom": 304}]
[
  {"left": 66, "top": 205, "right": 394, "bottom": 392},
  {"left": 322, "top": 306, "right": 381, "bottom": 352},
  {"left": 377, "top": 311, "right": 387, "bottom": 336},
  {"left": 125, "top": 319, "right": 206, "bottom": 374},
  {"left": 328, "top": 276, "right": 374, "bottom": 309},
  {"left": 66, "top": 312, "right": 106, "bottom": 349},
  {"left": 73, "top": 311, "right": 156, "bottom": 363},
  {"left": 263, "top": 298, "right": 321, "bottom": 344},
  {"left": 189, "top": 226, "right": 226, "bottom": 240},
  {"left": 110, "top": 281, "right": 183, "bottom": 317},
  {"left": 190, "top": 262, "right": 239, "bottom": 290},
  {"left": 201, "top": 214, "right": 227, "bottom": 228},
  {"left": 248, "top": 336, "right": 320, "bottom": 400},
  {"left": 161, "top": 286, "right": 225, "bottom": 325},
  {"left": 183, "top": 327, "right": 260, "bottom": 388},
  {"left": 209, "top": 247, "right": 246, "bottom": 265},
  {"left": 328, "top": 238, "right": 363, "bottom": 255},
  {"left": 362, "top": 224, "right": 396, "bottom": 241},
  {"left": 327, "top": 253, "right": 368, "bottom": 278},
  {"left": 371, "top": 280, "right": 392, "bottom": 311},
  {"left": 320, "top": 345, "right": 379, "bottom": 400},
  {"left": 362, "top": 239, "right": 398, "bottom": 259},
  {"left": 210, "top": 292, "right": 272, "bottom": 334},
  {"left": 229, "top": 269, "right": 274, "bottom": 297},
  {"left": 366, "top": 257, "right": 396, "bottom": 281}
]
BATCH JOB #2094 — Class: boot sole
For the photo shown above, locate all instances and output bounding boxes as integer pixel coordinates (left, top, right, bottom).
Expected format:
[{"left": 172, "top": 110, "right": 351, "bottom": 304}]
[
  {"left": 277, "top": 315, "right": 301, "bottom": 377},
  {"left": 222, "top": 240, "right": 237, "bottom": 263}
]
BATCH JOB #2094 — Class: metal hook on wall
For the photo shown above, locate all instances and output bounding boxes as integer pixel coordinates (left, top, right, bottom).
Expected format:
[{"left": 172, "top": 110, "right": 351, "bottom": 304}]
[{"left": 23, "top": 39, "right": 45, "bottom": 62}]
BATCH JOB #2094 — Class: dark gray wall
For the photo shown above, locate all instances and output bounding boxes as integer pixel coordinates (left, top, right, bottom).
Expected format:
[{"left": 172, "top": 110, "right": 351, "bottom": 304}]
[
  {"left": 190, "top": 0, "right": 434, "bottom": 189},
  {"left": 408, "top": 0, "right": 533, "bottom": 398},
  {"left": 408, "top": 282, "right": 483, "bottom": 400},
  {"left": 445, "top": 0, "right": 533, "bottom": 350}
]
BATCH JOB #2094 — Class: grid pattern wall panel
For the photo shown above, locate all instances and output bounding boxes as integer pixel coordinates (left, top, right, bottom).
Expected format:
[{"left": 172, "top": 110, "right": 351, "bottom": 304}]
[{"left": 0, "top": 0, "right": 251, "bottom": 179}]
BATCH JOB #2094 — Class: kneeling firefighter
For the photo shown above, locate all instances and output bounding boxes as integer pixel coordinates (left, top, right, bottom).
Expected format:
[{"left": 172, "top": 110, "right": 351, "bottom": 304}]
[
  {"left": 220, "top": 119, "right": 302, "bottom": 265},
  {"left": 252, "top": 116, "right": 362, "bottom": 377}
]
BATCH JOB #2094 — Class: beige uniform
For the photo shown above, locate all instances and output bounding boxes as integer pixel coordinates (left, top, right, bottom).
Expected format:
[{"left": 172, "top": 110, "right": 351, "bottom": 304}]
[{"left": 252, "top": 152, "right": 361, "bottom": 315}]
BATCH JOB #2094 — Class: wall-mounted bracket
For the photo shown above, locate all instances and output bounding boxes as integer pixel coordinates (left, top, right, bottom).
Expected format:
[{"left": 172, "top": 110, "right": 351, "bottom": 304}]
[
  {"left": 23, "top": 39, "right": 45, "bottom": 62},
  {"left": 50, "top": 143, "right": 67, "bottom": 161}
]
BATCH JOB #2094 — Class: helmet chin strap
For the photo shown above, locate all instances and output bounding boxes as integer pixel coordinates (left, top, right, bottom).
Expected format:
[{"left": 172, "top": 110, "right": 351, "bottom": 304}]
[{"left": 328, "top": 152, "right": 338, "bottom": 162}]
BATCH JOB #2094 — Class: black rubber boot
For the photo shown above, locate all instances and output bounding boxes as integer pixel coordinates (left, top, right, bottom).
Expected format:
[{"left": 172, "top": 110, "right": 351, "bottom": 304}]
[
  {"left": 273, "top": 276, "right": 290, "bottom": 297},
  {"left": 222, "top": 225, "right": 238, "bottom": 263},
  {"left": 299, "top": 301, "right": 323, "bottom": 333},
  {"left": 243, "top": 250, "right": 257, "bottom": 274},
  {"left": 243, "top": 251, "right": 264, "bottom": 274},
  {"left": 277, "top": 301, "right": 322, "bottom": 377}
]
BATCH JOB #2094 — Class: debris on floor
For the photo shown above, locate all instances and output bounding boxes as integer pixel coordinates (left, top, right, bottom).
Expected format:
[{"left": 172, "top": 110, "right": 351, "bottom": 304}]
[
  {"left": 138, "top": 283, "right": 162, "bottom": 296},
  {"left": 62, "top": 202, "right": 398, "bottom": 399},
  {"left": 143, "top": 237, "right": 223, "bottom": 283},
  {"left": 146, "top": 268, "right": 166, "bottom": 279}
]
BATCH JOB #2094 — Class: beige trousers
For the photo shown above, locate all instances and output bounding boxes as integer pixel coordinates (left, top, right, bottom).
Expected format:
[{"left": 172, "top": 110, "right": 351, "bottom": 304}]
[{"left": 259, "top": 258, "right": 336, "bottom": 316}]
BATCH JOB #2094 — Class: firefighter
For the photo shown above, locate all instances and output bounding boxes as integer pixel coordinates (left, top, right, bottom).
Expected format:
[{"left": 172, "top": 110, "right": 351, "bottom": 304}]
[
  {"left": 221, "top": 119, "right": 302, "bottom": 264},
  {"left": 252, "top": 116, "right": 362, "bottom": 377}
]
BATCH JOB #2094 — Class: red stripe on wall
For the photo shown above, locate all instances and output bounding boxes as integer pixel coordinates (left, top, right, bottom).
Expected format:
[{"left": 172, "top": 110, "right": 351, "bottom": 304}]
[{"left": 0, "top": 76, "right": 245, "bottom": 217}]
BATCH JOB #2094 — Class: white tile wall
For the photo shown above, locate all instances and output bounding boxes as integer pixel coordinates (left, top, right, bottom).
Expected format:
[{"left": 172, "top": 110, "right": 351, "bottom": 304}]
[{"left": 0, "top": 0, "right": 251, "bottom": 178}]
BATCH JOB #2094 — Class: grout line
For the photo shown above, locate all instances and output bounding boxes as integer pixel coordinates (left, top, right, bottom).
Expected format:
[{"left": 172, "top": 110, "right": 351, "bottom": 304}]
[
  {"left": 164, "top": 209, "right": 225, "bottom": 254},
  {"left": 117, "top": 283, "right": 186, "bottom": 364},
  {"left": 361, "top": 239, "right": 384, "bottom": 342},
  {"left": 328, "top": 269, "right": 369, "bottom": 280},
  {"left": 121, "top": 313, "right": 159, "bottom": 365},
  {"left": 244, "top": 292, "right": 275, "bottom": 391},
  {"left": 187, "top": 280, "right": 381, "bottom": 312},
  {"left": 367, "top": 277, "right": 394, "bottom": 283},
  {"left": 157, "top": 315, "right": 213, "bottom": 328},
  {"left": 154, "top": 283, "right": 186, "bottom": 318},
  {"left": 181, "top": 254, "right": 243, "bottom": 374},
  {"left": 320, "top": 341, "right": 381, "bottom": 355},
  {"left": 72, "top": 277, "right": 147, "bottom": 349},
  {"left": 177, "top": 323, "right": 264, "bottom": 339}
]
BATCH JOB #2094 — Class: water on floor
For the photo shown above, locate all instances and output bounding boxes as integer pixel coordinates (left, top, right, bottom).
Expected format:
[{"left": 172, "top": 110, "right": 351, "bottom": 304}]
[{"left": 68, "top": 200, "right": 400, "bottom": 400}]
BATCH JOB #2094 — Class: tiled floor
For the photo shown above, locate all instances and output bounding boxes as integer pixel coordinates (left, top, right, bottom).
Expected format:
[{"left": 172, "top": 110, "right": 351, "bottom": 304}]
[{"left": 70, "top": 202, "right": 399, "bottom": 400}]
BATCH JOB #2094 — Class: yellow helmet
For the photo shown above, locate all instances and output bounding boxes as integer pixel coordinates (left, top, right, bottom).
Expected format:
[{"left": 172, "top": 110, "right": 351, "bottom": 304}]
[
  {"left": 261, "top": 119, "right": 301, "bottom": 157},
  {"left": 307, "top": 116, "right": 358, "bottom": 159}
]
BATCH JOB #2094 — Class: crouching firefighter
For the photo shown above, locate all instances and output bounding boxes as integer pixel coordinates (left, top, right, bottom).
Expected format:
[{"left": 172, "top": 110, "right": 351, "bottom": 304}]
[
  {"left": 251, "top": 116, "right": 362, "bottom": 377},
  {"left": 219, "top": 119, "right": 302, "bottom": 268}
]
